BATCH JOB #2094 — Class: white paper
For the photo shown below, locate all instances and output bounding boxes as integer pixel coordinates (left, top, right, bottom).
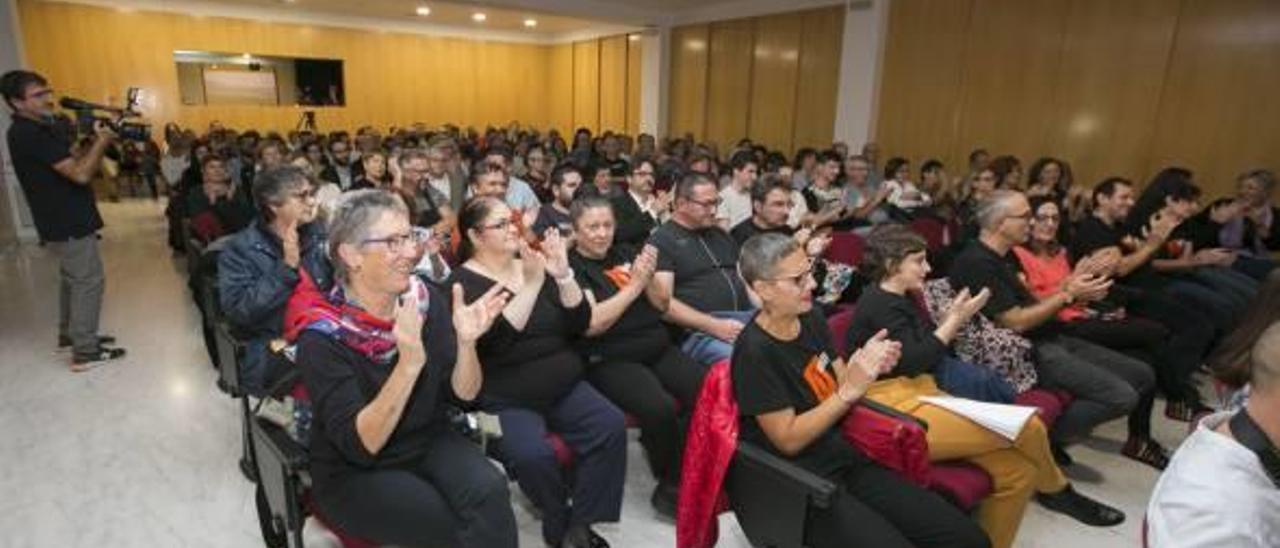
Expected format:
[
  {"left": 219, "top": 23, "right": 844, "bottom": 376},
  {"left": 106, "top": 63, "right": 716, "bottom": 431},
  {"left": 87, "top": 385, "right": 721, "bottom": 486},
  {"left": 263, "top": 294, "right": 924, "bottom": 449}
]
[{"left": 918, "top": 396, "right": 1038, "bottom": 441}]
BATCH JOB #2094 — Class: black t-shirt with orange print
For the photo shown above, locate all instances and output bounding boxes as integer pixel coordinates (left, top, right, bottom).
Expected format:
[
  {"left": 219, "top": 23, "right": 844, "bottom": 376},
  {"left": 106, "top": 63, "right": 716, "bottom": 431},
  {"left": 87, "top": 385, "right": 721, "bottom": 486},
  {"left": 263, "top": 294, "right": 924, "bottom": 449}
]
[
  {"left": 570, "top": 244, "right": 671, "bottom": 365},
  {"left": 731, "top": 308, "right": 868, "bottom": 478}
]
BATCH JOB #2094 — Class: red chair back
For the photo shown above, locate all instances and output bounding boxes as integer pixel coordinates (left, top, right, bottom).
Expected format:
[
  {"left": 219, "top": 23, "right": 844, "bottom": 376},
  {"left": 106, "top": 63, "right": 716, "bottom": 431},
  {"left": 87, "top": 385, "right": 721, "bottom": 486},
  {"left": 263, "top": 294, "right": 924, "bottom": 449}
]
[
  {"left": 826, "top": 306, "right": 855, "bottom": 358},
  {"left": 909, "top": 218, "right": 950, "bottom": 251},
  {"left": 824, "top": 231, "right": 866, "bottom": 267}
]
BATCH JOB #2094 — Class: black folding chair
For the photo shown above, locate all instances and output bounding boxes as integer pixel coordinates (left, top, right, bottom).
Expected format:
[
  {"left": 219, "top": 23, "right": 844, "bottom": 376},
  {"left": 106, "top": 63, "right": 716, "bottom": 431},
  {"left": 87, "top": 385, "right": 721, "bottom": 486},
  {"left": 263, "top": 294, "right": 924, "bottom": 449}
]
[
  {"left": 251, "top": 416, "right": 310, "bottom": 548},
  {"left": 214, "top": 320, "right": 258, "bottom": 483}
]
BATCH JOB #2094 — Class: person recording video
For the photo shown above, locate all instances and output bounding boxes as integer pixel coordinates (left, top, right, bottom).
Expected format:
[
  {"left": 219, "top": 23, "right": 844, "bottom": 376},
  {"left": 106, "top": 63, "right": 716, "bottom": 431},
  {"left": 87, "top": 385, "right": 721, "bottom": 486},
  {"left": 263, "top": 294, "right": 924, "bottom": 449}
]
[{"left": 2, "top": 69, "right": 126, "bottom": 371}]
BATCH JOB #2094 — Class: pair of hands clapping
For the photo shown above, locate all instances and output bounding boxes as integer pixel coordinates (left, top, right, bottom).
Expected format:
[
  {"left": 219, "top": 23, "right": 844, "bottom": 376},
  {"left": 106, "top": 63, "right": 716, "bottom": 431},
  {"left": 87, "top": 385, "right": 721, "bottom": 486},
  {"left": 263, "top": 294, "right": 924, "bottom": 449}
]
[
  {"left": 391, "top": 283, "right": 512, "bottom": 372},
  {"left": 836, "top": 329, "right": 902, "bottom": 403}
]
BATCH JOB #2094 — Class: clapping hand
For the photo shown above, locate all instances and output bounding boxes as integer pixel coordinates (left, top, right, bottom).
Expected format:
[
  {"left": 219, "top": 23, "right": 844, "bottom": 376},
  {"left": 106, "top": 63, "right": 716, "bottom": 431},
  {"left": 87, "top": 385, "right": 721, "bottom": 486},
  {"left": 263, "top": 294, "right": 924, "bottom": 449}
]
[
  {"left": 393, "top": 287, "right": 427, "bottom": 371},
  {"left": 629, "top": 245, "right": 659, "bottom": 288},
  {"left": 838, "top": 329, "right": 901, "bottom": 402},
  {"left": 944, "top": 287, "right": 991, "bottom": 325},
  {"left": 519, "top": 239, "right": 547, "bottom": 284},
  {"left": 541, "top": 228, "right": 571, "bottom": 280},
  {"left": 453, "top": 283, "right": 509, "bottom": 345}
]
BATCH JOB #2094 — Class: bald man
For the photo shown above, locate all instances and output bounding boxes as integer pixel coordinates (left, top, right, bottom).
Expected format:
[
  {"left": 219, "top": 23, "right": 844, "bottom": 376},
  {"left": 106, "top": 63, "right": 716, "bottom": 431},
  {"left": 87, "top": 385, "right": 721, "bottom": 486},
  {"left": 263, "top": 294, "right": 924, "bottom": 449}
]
[{"left": 1147, "top": 321, "right": 1280, "bottom": 547}]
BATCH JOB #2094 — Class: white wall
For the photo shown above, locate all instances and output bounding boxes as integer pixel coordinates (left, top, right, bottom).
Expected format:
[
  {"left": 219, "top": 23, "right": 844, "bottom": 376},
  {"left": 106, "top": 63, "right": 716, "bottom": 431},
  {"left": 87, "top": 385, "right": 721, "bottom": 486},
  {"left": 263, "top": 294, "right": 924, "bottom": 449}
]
[
  {"left": 1, "top": 0, "right": 36, "bottom": 245},
  {"left": 833, "top": 0, "right": 889, "bottom": 150}
]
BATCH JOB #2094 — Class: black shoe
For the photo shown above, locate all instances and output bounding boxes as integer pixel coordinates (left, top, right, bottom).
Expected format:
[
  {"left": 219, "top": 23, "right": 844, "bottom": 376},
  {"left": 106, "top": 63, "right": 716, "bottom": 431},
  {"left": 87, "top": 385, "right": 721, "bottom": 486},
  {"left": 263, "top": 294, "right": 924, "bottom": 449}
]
[
  {"left": 59, "top": 334, "right": 117, "bottom": 349},
  {"left": 651, "top": 482, "right": 678, "bottom": 521},
  {"left": 1051, "top": 442, "right": 1074, "bottom": 467},
  {"left": 559, "top": 525, "right": 610, "bottom": 548},
  {"left": 71, "top": 346, "right": 126, "bottom": 372},
  {"left": 1036, "top": 485, "right": 1125, "bottom": 527}
]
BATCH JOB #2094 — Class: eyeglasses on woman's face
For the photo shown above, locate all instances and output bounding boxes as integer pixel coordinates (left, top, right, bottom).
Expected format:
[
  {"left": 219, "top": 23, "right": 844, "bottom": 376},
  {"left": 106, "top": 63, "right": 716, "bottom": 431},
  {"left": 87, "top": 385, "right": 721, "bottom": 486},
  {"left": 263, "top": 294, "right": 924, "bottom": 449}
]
[{"left": 361, "top": 226, "right": 431, "bottom": 254}]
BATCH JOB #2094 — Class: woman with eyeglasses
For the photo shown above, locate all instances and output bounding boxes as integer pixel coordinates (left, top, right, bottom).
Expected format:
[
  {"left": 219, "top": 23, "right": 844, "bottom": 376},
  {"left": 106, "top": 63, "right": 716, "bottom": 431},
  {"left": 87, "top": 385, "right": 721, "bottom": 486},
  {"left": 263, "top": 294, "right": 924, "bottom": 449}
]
[
  {"left": 293, "top": 190, "right": 518, "bottom": 548},
  {"left": 732, "top": 232, "right": 990, "bottom": 548},
  {"left": 1011, "top": 196, "right": 1173, "bottom": 469},
  {"left": 455, "top": 196, "right": 628, "bottom": 548},
  {"left": 217, "top": 166, "right": 331, "bottom": 395}
]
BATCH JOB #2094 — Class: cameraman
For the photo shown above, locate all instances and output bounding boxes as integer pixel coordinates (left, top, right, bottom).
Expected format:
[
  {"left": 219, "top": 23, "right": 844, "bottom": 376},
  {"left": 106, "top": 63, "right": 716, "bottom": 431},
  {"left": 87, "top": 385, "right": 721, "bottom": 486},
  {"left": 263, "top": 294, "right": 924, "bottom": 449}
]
[{"left": 2, "top": 70, "right": 126, "bottom": 370}]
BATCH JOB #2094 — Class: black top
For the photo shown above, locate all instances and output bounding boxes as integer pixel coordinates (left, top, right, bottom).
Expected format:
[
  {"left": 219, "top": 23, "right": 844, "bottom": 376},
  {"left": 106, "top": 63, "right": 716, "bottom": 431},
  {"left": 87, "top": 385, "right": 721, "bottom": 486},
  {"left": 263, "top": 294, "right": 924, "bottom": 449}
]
[
  {"left": 610, "top": 192, "right": 658, "bottom": 248},
  {"left": 455, "top": 266, "right": 591, "bottom": 405},
  {"left": 531, "top": 204, "right": 573, "bottom": 238},
  {"left": 1072, "top": 215, "right": 1164, "bottom": 287},
  {"left": 848, "top": 285, "right": 947, "bottom": 378},
  {"left": 729, "top": 218, "right": 795, "bottom": 247},
  {"left": 948, "top": 240, "right": 1061, "bottom": 339},
  {"left": 297, "top": 281, "right": 457, "bottom": 485},
  {"left": 732, "top": 309, "right": 864, "bottom": 477},
  {"left": 647, "top": 221, "right": 752, "bottom": 315},
  {"left": 6, "top": 115, "right": 104, "bottom": 242},
  {"left": 570, "top": 245, "right": 671, "bottom": 365}
]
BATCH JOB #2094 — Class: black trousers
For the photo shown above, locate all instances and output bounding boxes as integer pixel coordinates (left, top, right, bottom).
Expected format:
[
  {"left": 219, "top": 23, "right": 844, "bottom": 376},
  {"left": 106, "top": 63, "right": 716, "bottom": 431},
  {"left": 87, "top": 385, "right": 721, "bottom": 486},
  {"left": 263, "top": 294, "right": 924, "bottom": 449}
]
[
  {"left": 805, "top": 461, "right": 990, "bottom": 548},
  {"left": 1061, "top": 318, "right": 1165, "bottom": 438},
  {"left": 314, "top": 430, "right": 517, "bottom": 548},
  {"left": 587, "top": 344, "right": 707, "bottom": 486},
  {"left": 1122, "top": 285, "right": 1215, "bottom": 403}
]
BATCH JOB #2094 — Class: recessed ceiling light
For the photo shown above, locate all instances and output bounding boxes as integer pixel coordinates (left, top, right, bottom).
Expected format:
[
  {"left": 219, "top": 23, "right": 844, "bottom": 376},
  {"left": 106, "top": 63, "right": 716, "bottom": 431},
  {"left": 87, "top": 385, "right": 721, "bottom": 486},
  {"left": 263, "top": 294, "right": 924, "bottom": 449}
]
[
  {"left": 415, "top": 6, "right": 430, "bottom": 16},
  {"left": 523, "top": 18, "right": 537, "bottom": 28},
  {"left": 472, "top": 12, "right": 486, "bottom": 22}
]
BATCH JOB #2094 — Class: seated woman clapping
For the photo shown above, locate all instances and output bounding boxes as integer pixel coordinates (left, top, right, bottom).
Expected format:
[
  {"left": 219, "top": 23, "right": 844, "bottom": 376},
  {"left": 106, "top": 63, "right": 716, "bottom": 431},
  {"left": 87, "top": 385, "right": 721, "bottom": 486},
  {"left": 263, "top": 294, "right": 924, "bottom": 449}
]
[
  {"left": 454, "top": 196, "right": 628, "bottom": 548},
  {"left": 568, "top": 196, "right": 708, "bottom": 518},
  {"left": 732, "top": 232, "right": 989, "bottom": 548},
  {"left": 294, "top": 190, "right": 517, "bottom": 548},
  {"left": 848, "top": 224, "right": 1123, "bottom": 548}
]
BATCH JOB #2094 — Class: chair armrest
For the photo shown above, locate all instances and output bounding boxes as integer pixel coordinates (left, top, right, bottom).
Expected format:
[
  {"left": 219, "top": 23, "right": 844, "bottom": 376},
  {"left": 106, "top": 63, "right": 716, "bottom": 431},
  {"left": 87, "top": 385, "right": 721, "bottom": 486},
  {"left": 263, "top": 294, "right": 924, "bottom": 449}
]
[
  {"left": 251, "top": 416, "right": 310, "bottom": 471},
  {"left": 213, "top": 321, "right": 247, "bottom": 395},
  {"left": 859, "top": 398, "right": 929, "bottom": 431},
  {"left": 735, "top": 441, "right": 837, "bottom": 509}
]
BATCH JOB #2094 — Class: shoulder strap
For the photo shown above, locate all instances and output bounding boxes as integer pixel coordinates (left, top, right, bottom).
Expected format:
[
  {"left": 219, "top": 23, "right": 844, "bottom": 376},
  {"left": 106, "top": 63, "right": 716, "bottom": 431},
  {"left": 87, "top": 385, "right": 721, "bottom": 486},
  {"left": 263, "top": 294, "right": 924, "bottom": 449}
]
[{"left": 1229, "top": 411, "right": 1280, "bottom": 488}]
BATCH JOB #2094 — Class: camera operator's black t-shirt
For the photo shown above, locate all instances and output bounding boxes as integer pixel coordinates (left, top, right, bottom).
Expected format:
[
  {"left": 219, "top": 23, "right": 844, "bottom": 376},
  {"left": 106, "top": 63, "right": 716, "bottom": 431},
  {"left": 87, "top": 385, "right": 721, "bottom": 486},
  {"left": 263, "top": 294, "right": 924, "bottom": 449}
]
[
  {"left": 7, "top": 115, "right": 104, "bottom": 242},
  {"left": 1072, "top": 215, "right": 1164, "bottom": 287},
  {"left": 949, "top": 240, "right": 1063, "bottom": 340}
]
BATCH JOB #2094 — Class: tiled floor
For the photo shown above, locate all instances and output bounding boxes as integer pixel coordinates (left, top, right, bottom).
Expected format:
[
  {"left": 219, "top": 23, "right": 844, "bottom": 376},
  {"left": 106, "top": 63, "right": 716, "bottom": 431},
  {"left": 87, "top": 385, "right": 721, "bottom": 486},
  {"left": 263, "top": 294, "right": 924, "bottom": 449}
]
[{"left": 0, "top": 200, "right": 1203, "bottom": 547}]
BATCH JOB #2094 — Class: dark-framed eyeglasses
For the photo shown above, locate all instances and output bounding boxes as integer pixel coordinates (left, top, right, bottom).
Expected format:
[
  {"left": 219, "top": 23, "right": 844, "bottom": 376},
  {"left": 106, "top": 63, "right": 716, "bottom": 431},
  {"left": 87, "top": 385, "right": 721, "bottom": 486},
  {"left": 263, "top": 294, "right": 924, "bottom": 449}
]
[
  {"left": 688, "top": 197, "right": 722, "bottom": 209},
  {"left": 360, "top": 226, "right": 431, "bottom": 253},
  {"left": 765, "top": 260, "right": 815, "bottom": 286},
  {"left": 289, "top": 187, "right": 318, "bottom": 201},
  {"left": 479, "top": 218, "right": 515, "bottom": 232}
]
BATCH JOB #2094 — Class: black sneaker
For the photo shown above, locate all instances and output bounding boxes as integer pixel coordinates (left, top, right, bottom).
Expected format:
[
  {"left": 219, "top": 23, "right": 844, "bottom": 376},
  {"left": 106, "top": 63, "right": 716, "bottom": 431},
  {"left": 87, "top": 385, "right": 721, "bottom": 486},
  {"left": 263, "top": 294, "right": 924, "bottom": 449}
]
[
  {"left": 1036, "top": 485, "right": 1125, "bottom": 526},
  {"left": 71, "top": 346, "right": 127, "bottom": 372},
  {"left": 59, "top": 334, "right": 117, "bottom": 349},
  {"left": 651, "top": 482, "right": 678, "bottom": 521},
  {"left": 559, "top": 525, "right": 610, "bottom": 548}
]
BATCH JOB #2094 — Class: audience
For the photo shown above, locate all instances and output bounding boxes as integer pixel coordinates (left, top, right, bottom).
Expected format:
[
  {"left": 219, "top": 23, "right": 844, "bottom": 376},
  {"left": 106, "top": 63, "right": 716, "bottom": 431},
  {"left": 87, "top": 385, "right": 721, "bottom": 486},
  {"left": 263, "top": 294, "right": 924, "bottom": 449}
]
[
  {"left": 733, "top": 232, "right": 989, "bottom": 548},
  {"left": 850, "top": 225, "right": 1124, "bottom": 546},
  {"left": 1147, "top": 321, "right": 1280, "bottom": 547},
  {"left": 294, "top": 190, "right": 516, "bottom": 547},
  {"left": 949, "top": 190, "right": 1155, "bottom": 464},
  {"left": 162, "top": 118, "right": 1277, "bottom": 547},
  {"left": 455, "top": 197, "right": 627, "bottom": 548}
]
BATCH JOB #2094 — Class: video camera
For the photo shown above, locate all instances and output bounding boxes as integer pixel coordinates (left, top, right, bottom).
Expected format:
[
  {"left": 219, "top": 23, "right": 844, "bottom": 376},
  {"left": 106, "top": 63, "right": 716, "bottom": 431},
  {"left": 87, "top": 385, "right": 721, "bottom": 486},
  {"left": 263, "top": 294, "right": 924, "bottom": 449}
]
[{"left": 60, "top": 87, "right": 151, "bottom": 142}]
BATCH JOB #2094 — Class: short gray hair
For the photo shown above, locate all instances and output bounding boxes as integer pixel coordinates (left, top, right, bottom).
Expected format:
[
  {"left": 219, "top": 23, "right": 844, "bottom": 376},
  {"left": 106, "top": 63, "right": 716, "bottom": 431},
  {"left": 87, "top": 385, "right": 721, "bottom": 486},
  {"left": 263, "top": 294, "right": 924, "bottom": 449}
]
[
  {"left": 738, "top": 232, "right": 800, "bottom": 286},
  {"left": 252, "top": 166, "right": 311, "bottom": 223},
  {"left": 398, "top": 148, "right": 429, "bottom": 168},
  {"left": 327, "top": 190, "right": 409, "bottom": 282},
  {"left": 975, "top": 189, "right": 1022, "bottom": 231}
]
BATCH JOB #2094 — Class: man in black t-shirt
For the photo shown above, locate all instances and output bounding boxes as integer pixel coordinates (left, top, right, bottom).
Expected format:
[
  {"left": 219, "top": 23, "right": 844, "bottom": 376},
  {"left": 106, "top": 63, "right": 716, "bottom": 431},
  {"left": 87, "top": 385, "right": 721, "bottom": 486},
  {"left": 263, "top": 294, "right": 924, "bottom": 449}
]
[
  {"left": 648, "top": 172, "right": 754, "bottom": 367},
  {"left": 3, "top": 70, "right": 126, "bottom": 368},
  {"left": 949, "top": 190, "right": 1153, "bottom": 457},
  {"left": 530, "top": 164, "right": 579, "bottom": 242}
]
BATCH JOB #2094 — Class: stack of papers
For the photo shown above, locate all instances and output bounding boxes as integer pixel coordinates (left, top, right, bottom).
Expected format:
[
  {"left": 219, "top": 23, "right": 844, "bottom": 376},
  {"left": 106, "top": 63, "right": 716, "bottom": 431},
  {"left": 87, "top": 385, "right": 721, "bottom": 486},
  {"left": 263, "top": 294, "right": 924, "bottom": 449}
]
[{"left": 918, "top": 396, "right": 1038, "bottom": 441}]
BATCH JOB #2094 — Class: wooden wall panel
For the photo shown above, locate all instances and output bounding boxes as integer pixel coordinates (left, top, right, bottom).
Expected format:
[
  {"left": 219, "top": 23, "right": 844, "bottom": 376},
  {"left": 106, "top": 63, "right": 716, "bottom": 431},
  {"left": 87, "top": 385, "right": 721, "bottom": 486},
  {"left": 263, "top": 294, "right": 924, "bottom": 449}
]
[
  {"left": 792, "top": 6, "right": 844, "bottom": 151},
  {"left": 1043, "top": 0, "right": 1180, "bottom": 188},
  {"left": 16, "top": 0, "right": 561, "bottom": 133},
  {"left": 704, "top": 19, "right": 754, "bottom": 150},
  {"left": 626, "top": 36, "right": 643, "bottom": 136},
  {"left": 668, "top": 24, "right": 710, "bottom": 140},
  {"left": 598, "top": 35, "right": 628, "bottom": 133},
  {"left": 547, "top": 43, "right": 575, "bottom": 136},
  {"left": 875, "top": 0, "right": 973, "bottom": 175},
  {"left": 572, "top": 40, "right": 601, "bottom": 134},
  {"left": 1147, "top": 0, "right": 1280, "bottom": 197},
  {"left": 952, "top": 0, "right": 1068, "bottom": 176},
  {"left": 748, "top": 13, "right": 802, "bottom": 152}
]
